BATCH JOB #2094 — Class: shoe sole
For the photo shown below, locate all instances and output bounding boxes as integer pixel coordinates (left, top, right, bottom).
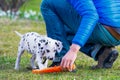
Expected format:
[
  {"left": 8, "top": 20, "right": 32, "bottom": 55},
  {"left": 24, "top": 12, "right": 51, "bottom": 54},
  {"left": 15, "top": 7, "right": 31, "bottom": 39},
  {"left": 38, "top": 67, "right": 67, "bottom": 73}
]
[{"left": 103, "top": 50, "right": 119, "bottom": 68}]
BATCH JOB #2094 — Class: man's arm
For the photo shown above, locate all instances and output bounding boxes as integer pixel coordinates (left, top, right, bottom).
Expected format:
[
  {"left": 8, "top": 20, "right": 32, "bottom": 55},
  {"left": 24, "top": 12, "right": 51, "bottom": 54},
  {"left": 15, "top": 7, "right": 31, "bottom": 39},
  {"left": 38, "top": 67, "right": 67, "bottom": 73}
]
[{"left": 67, "top": 0, "right": 99, "bottom": 47}]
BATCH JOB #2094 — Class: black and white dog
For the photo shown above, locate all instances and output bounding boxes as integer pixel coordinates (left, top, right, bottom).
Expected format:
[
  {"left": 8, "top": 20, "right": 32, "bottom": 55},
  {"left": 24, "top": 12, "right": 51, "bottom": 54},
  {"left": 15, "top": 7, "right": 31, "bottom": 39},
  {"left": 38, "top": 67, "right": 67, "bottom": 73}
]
[{"left": 14, "top": 31, "right": 63, "bottom": 70}]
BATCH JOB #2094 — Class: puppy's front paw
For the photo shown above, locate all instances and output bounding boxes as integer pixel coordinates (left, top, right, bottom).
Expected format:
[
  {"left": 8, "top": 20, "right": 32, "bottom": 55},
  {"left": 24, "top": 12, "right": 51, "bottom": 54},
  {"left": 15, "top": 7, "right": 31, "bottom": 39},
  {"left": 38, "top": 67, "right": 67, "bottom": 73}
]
[{"left": 38, "top": 65, "right": 46, "bottom": 70}]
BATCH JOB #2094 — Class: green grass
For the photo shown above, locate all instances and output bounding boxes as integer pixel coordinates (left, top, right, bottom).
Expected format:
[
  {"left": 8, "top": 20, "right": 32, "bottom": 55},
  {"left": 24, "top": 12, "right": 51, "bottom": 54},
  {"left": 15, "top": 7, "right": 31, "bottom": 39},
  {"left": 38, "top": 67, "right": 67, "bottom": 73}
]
[
  {"left": 20, "top": 0, "right": 42, "bottom": 12},
  {"left": 0, "top": 18, "right": 120, "bottom": 80}
]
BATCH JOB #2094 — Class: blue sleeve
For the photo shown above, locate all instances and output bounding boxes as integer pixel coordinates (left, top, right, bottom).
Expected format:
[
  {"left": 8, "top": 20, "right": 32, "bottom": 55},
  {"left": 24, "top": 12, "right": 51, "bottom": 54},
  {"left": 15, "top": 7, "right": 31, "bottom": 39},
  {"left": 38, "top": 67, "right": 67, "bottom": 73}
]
[{"left": 67, "top": 0, "right": 99, "bottom": 47}]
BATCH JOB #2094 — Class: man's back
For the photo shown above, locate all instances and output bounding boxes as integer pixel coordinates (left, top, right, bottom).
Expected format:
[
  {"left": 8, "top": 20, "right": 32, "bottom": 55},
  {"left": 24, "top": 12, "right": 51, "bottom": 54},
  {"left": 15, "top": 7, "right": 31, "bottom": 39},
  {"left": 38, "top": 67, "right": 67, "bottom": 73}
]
[{"left": 93, "top": 0, "right": 120, "bottom": 27}]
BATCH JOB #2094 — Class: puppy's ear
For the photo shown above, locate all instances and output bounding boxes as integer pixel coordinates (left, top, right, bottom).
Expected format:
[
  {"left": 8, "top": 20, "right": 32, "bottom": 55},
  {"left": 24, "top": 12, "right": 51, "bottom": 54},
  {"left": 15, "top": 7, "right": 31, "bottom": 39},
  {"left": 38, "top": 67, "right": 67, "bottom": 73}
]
[
  {"left": 55, "top": 41, "right": 63, "bottom": 53},
  {"left": 38, "top": 43, "right": 41, "bottom": 46}
]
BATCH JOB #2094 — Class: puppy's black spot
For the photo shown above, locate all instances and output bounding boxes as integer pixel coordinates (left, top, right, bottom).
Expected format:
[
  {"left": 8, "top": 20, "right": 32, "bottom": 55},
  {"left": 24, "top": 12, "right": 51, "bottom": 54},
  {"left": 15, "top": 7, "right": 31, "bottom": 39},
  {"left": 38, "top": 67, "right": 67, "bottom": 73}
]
[
  {"left": 27, "top": 42, "right": 30, "bottom": 46},
  {"left": 33, "top": 46, "right": 36, "bottom": 48},
  {"left": 55, "top": 42, "right": 59, "bottom": 47},
  {"left": 45, "top": 42, "right": 48, "bottom": 45},
  {"left": 31, "top": 33, "right": 34, "bottom": 35},
  {"left": 38, "top": 43, "right": 41, "bottom": 46},
  {"left": 42, "top": 52, "right": 45, "bottom": 56},
  {"left": 32, "top": 50, "right": 34, "bottom": 53},
  {"left": 54, "top": 50, "right": 57, "bottom": 52},
  {"left": 27, "top": 34, "right": 29, "bottom": 36},
  {"left": 42, "top": 40, "right": 45, "bottom": 42},
  {"left": 46, "top": 49, "right": 50, "bottom": 53},
  {"left": 42, "top": 58, "right": 47, "bottom": 64},
  {"left": 39, "top": 40, "right": 41, "bottom": 42},
  {"left": 29, "top": 50, "right": 31, "bottom": 53},
  {"left": 41, "top": 47, "right": 43, "bottom": 49},
  {"left": 43, "top": 51, "right": 45, "bottom": 53},
  {"left": 58, "top": 48, "right": 60, "bottom": 50},
  {"left": 34, "top": 38, "right": 36, "bottom": 41},
  {"left": 23, "top": 38, "right": 25, "bottom": 41},
  {"left": 23, "top": 35, "right": 25, "bottom": 38}
]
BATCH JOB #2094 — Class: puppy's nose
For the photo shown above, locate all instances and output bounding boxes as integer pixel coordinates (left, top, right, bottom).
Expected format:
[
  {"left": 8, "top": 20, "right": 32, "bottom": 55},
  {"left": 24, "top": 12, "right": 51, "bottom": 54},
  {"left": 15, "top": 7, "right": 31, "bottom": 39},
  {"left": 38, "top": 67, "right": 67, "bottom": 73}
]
[{"left": 49, "top": 58, "right": 53, "bottom": 60}]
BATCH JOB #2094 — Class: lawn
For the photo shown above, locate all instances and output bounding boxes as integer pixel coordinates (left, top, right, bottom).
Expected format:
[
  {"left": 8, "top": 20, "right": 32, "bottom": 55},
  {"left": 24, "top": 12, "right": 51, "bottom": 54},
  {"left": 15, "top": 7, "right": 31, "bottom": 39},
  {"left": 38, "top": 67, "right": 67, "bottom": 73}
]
[
  {"left": 0, "top": 18, "right": 120, "bottom": 80},
  {"left": 0, "top": 0, "right": 120, "bottom": 80}
]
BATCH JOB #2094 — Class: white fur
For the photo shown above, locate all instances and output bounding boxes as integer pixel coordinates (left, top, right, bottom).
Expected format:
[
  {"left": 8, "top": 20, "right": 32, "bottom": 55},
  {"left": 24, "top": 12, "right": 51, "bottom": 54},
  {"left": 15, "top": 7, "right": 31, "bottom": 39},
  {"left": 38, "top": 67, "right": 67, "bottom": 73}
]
[{"left": 14, "top": 31, "right": 63, "bottom": 70}]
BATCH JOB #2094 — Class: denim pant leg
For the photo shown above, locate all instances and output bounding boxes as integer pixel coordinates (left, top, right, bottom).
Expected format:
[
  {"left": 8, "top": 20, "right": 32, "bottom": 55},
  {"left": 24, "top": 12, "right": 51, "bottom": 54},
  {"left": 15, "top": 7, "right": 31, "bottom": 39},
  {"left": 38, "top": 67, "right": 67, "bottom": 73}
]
[
  {"left": 81, "top": 23, "right": 120, "bottom": 60},
  {"left": 40, "top": 0, "right": 81, "bottom": 62}
]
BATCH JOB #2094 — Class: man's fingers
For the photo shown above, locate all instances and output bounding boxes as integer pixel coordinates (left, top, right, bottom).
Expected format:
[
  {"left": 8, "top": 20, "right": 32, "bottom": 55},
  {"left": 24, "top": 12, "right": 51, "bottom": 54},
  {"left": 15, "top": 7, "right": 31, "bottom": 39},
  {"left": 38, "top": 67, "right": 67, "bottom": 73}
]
[
  {"left": 69, "top": 61, "right": 74, "bottom": 71},
  {"left": 61, "top": 58, "right": 74, "bottom": 71}
]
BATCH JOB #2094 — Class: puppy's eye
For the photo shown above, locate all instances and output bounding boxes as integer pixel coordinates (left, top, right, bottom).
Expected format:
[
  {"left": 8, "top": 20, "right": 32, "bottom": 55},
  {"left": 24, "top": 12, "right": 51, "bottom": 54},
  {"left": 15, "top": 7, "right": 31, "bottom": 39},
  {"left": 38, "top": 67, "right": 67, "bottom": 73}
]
[
  {"left": 43, "top": 40, "right": 46, "bottom": 42},
  {"left": 46, "top": 49, "right": 50, "bottom": 53},
  {"left": 41, "top": 47, "right": 43, "bottom": 49}
]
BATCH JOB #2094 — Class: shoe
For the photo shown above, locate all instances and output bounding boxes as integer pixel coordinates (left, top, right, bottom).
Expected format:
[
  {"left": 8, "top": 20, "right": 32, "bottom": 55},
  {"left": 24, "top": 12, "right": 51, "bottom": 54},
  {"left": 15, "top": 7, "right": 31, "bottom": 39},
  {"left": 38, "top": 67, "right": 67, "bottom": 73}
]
[
  {"left": 92, "top": 47, "right": 119, "bottom": 69},
  {"left": 103, "top": 49, "right": 118, "bottom": 68},
  {"left": 49, "top": 61, "right": 61, "bottom": 67}
]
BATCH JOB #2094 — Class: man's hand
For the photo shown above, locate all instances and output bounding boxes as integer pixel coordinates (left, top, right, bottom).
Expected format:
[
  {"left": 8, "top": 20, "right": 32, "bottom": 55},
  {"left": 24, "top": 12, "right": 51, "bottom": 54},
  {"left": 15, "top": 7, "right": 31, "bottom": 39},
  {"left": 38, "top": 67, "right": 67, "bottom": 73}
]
[{"left": 60, "top": 44, "right": 80, "bottom": 71}]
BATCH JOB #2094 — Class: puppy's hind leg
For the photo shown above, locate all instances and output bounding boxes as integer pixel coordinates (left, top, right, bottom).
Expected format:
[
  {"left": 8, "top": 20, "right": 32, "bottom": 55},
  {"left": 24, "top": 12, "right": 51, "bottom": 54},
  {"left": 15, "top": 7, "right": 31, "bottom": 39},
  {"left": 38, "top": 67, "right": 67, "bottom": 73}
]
[
  {"left": 14, "top": 42, "right": 25, "bottom": 70},
  {"left": 15, "top": 50, "right": 24, "bottom": 70}
]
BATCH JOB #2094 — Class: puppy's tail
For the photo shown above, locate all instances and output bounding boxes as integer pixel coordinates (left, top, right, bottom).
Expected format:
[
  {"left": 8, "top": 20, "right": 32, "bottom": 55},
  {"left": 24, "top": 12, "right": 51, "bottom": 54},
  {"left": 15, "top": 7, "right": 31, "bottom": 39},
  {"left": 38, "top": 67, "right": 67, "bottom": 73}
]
[{"left": 14, "top": 31, "right": 23, "bottom": 37}]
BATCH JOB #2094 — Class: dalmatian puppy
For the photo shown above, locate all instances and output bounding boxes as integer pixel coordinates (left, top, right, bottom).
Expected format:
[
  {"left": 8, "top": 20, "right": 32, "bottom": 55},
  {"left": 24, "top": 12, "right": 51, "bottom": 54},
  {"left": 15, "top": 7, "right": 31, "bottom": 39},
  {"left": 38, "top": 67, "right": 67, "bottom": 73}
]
[{"left": 14, "top": 31, "right": 63, "bottom": 70}]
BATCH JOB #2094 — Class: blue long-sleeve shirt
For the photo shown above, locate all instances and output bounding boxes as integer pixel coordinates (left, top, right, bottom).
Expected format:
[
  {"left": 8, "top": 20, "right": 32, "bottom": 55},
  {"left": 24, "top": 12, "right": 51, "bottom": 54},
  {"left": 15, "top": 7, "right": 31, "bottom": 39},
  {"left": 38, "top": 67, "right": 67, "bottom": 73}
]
[{"left": 67, "top": 0, "right": 120, "bottom": 47}]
